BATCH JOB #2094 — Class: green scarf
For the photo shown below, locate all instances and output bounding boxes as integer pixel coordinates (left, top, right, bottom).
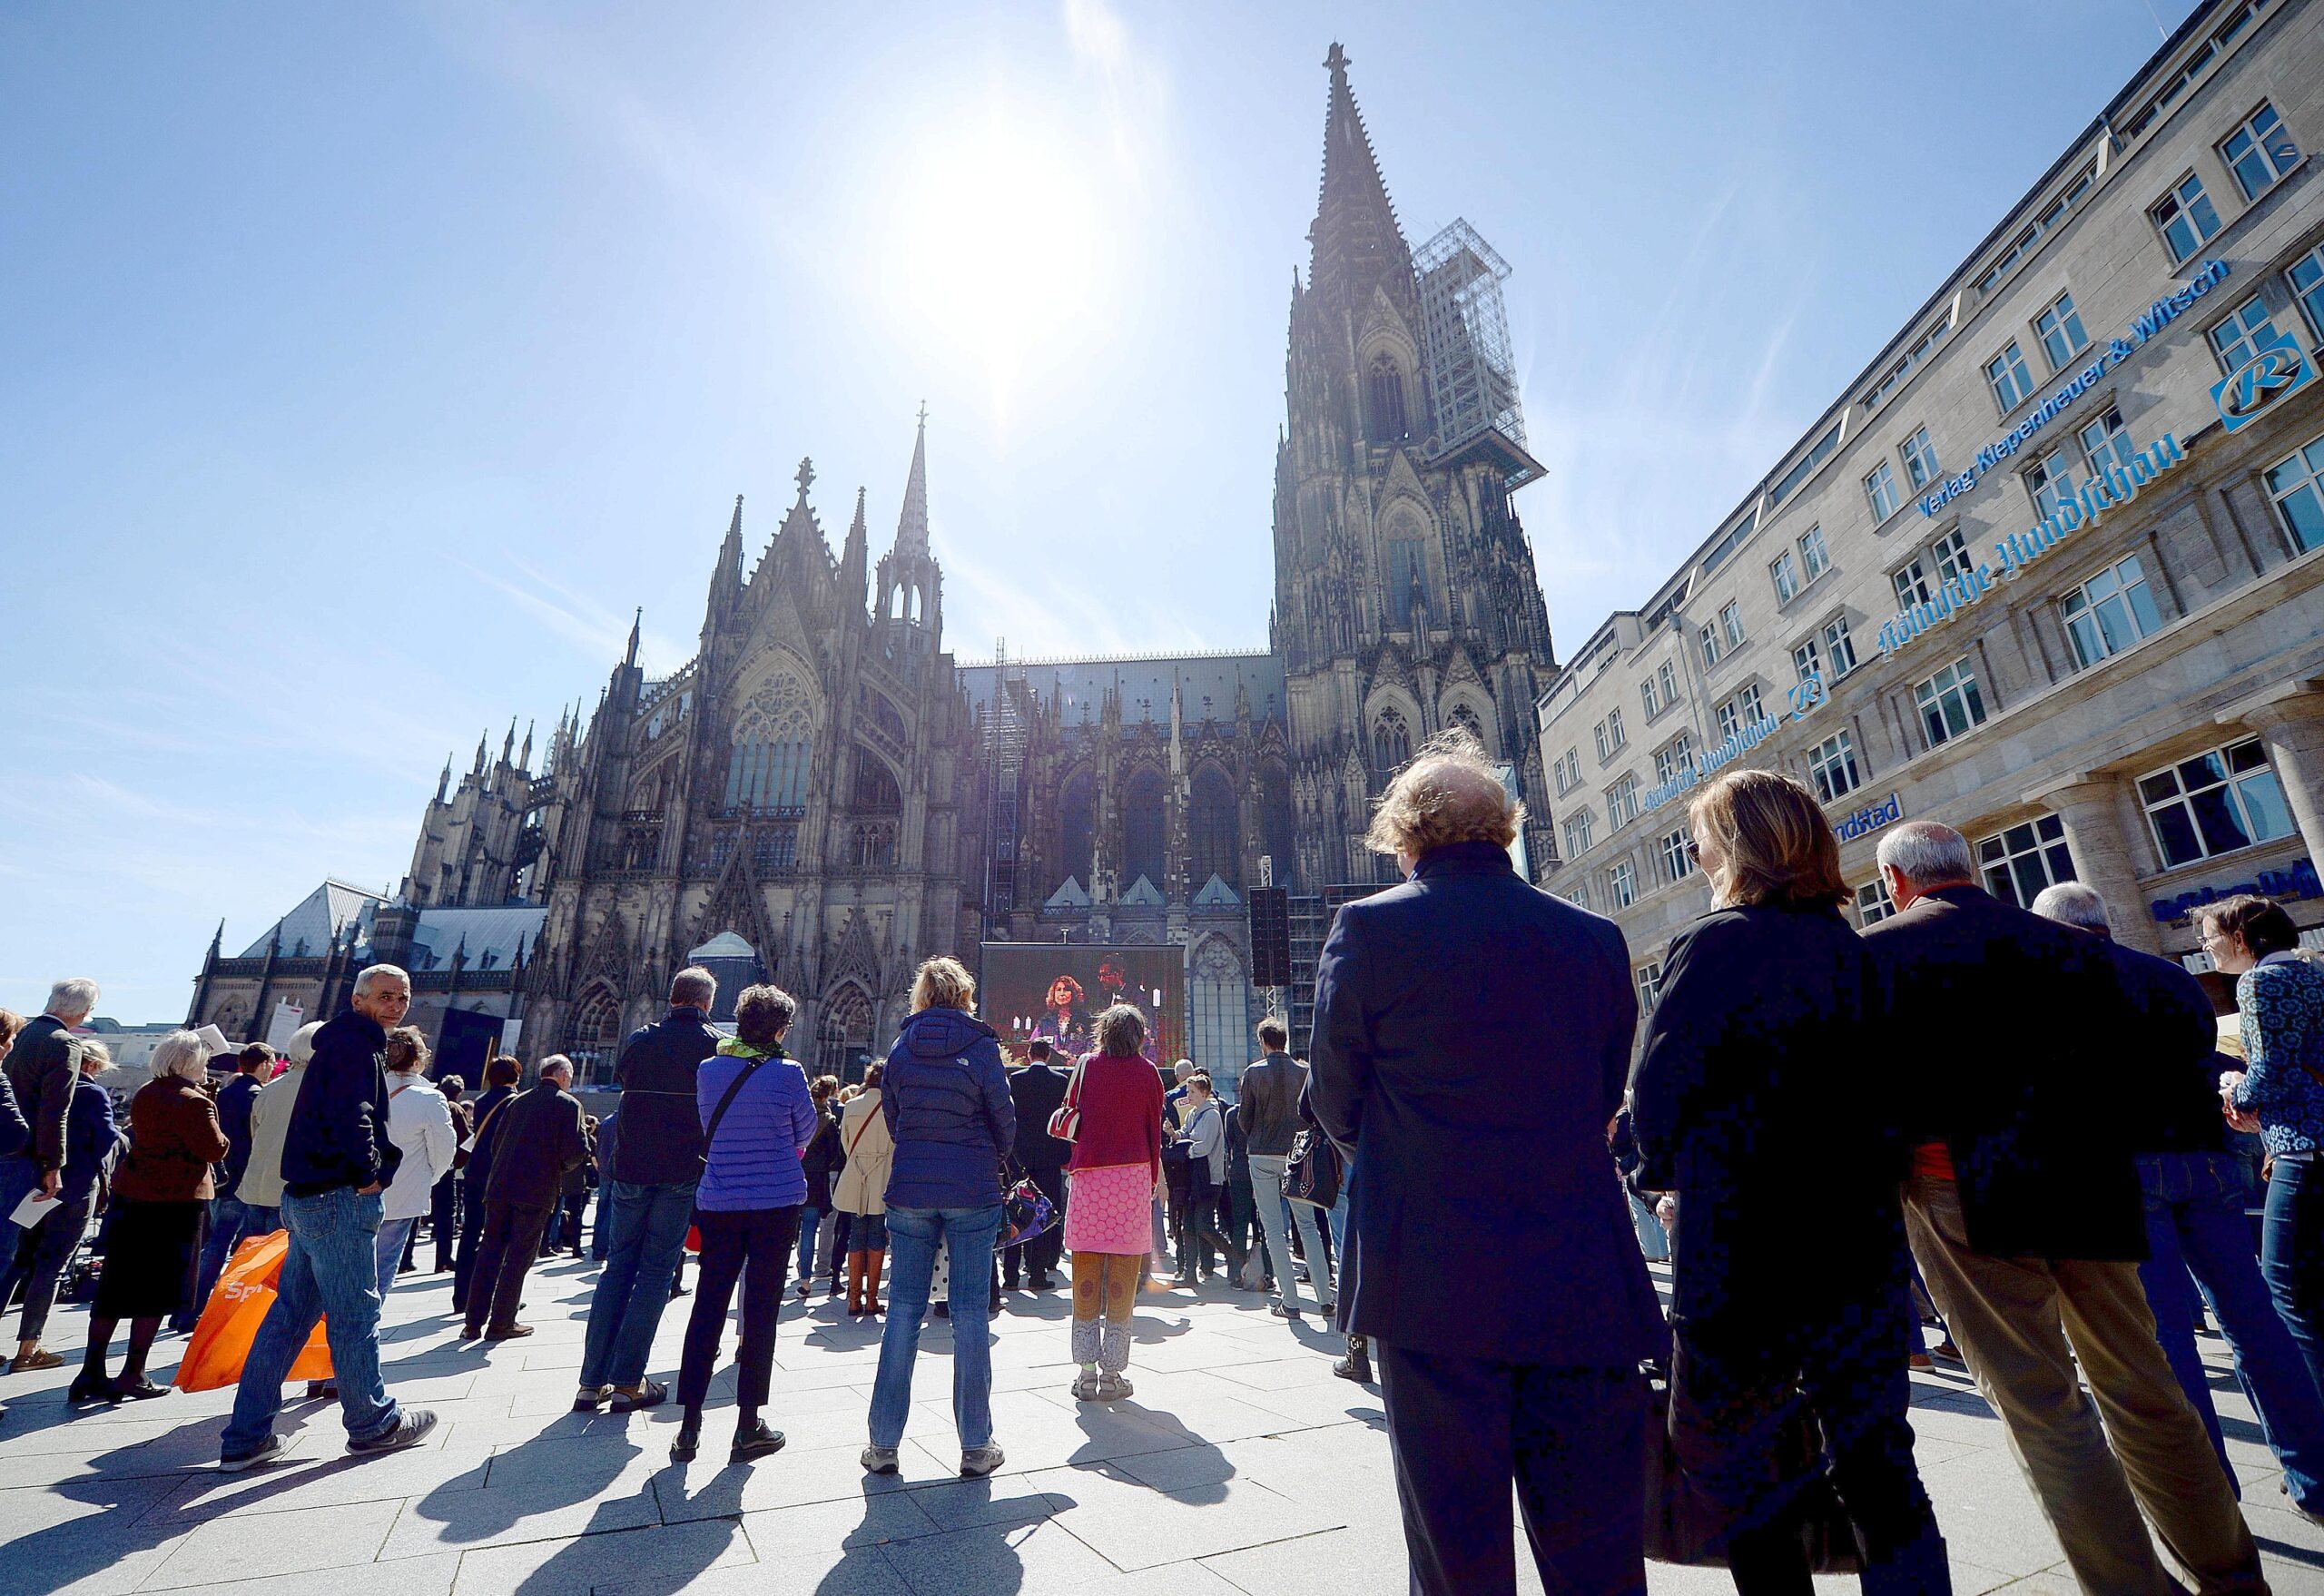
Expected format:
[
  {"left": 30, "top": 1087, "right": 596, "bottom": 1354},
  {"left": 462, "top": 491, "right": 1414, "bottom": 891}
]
[{"left": 715, "top": 1037, "right": 785, "bottom": 1060}]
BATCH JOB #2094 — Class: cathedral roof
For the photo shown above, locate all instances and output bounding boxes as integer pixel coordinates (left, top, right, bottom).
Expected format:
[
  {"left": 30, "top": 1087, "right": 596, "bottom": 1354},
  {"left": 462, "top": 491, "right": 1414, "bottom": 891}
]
[
  {"left": 239, "top": 880, "right": 386, "bottom": 958},
  {"left": 957, "top": 652, "right": 1285, "bottom": 729},
  {"left": 397, "top": 904, "right": 547, "bottom": 973}
]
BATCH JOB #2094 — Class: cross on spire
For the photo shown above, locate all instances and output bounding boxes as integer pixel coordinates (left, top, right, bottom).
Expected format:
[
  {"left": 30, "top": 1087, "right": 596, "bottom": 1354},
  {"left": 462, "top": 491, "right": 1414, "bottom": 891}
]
[{"left": 794, "top": 458, "right": 815, "bottom": 497}]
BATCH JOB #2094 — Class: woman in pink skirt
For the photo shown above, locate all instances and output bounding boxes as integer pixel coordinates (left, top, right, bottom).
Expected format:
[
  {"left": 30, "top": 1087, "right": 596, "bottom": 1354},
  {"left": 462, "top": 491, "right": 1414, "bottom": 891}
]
[{"left": 1060, "top": 1003, "right": 1166, "bottom": 1400}]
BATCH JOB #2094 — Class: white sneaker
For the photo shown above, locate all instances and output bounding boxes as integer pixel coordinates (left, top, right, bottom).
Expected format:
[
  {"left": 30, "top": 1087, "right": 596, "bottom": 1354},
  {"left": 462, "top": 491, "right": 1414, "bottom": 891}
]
[
  {"left": 960, "top": 1443, "right": 1005, "bottom": 1478},
  {"left": 861, "top": 1444, "right": 900, "bottom": 1475}
]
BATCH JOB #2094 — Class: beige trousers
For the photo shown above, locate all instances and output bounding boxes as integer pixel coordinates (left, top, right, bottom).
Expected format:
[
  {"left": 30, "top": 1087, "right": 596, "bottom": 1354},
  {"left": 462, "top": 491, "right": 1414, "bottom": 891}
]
[{"left": 1904, "top": 1177, "right": 2266, "bottom": 1595}]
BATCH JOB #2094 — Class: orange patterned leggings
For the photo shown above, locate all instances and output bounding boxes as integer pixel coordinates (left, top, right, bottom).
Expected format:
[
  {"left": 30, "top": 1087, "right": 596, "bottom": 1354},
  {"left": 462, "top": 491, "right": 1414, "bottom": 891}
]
[{"left": 1071, "top": 1250, "right": 1139, "bottom": 1325}]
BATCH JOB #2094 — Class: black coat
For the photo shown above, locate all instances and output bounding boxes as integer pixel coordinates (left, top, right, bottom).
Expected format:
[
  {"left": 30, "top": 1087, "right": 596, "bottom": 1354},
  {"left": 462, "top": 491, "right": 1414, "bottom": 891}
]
[
  {"left": 1009, "top": 1063, "right": 1073, "bottom": 1170},
  {"left": 1630, "top": 903, "right": 1904, "bottom": 1320},
  {"left": 1864, "top": 883, "right": 2145, "bottom": 1260},
  {"left": 485, "top": 1081, "right": 590, "bottom": 1208},
  {"left": 2102, "top": 936, "right": 2230, "bottom": 1156},
  {"left": 1308, "top": 839, "right": 1664, "bottom": 1365},
  {"left": 612, "top": 1006, "right": 721, "bottom": 1186},
  {"left": 6, "top": 1015, "right": 79, "bottom": 1172},
  {"left": 282, "top": 1010, "right": 401, "bottom": 1197},
  {"left": 799, "top": 1101, "right": 841, "bottom": 1211}
]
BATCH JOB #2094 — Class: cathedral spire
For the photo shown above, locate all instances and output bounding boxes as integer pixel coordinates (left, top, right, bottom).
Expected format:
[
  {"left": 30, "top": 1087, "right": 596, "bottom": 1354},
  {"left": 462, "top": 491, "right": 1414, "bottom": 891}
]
[
  {"left": 625, "top": 607, "right": 641, "bottom": 667},
  {"left": 893, "top": 404, "right": 930, "bottom": 562},
  {"left": 436, "top": 755, "right": 451, "bottom": 803},
  {"left": 519, "top": 720, "right": 534, "bottom": 770},
  {"left": 1308, "top": 43, "right": 1412, "bottom": 310},
  {"left": 473, "top": 732, "right": 487, "bottom": 774},
  {"left": 842, "top": 485, "right": 869, "bottom": 613},
  {"left": 502, "top": 717, "right": 516, "bottom": 765}
]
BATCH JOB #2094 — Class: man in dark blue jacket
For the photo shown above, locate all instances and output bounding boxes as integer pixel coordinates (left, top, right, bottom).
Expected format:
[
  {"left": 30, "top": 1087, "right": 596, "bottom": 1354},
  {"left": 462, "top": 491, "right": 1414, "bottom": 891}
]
[
  {"left": 1001, "top": 1039, "right": 1071, "bottom": 1291},
  {"left": 1308, "top": 739, "right": 1662, "bottom": 1596},
  {"left": 576, "top": 967, "right": 721, "bottom": 1412},
  {"left": 220, "top": 965, "right": 435, "bottom": 1470},
  {"left": 8, "top": 1044, "right": 122, "bottom": 1370}
]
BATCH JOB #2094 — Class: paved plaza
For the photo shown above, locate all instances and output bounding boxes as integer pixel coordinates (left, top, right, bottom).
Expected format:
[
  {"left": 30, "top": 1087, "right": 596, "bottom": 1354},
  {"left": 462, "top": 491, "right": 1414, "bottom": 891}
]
[{"left": 5, "top": 1252, "right": 2324, "bottom": 1596}]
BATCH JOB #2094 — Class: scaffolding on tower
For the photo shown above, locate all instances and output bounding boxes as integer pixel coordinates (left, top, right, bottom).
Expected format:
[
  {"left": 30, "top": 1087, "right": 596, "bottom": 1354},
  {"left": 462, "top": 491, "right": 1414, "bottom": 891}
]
[
  {"left": 1414, "top": 218, "right": 1543, "bottom": 489},
  {"left": 981, "top": 636, "right": 1029, "bottom": 935}
]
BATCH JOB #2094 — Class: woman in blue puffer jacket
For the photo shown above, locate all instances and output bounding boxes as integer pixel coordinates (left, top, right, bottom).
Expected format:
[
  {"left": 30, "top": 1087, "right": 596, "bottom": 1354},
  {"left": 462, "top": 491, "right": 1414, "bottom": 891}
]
[{"left": 861, "top": 956, "right": 1017, "bottom": 1481}]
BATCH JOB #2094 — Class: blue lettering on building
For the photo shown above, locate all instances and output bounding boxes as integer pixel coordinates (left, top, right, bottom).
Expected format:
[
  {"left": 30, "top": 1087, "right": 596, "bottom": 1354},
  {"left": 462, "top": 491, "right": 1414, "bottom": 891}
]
[
  {"left": 2150, "top": 857, "right": 2321, "bottom": 923},
  {"left": 2213, "top": 329, "right": 2317, "bottom": 433},
  {"left": 1918, "top": 260, "right": 2226, "bottom": 517}
]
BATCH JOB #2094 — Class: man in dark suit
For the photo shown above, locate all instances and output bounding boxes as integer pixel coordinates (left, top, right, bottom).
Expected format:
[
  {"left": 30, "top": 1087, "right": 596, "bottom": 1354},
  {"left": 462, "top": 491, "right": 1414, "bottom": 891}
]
[
  {"left": 1866, "top": 822, "right": 2261, "bottom": 1594},
  {"left": 463, "top": 1055, "right": 589, "bottom": 1344},
  {"left": 1002, "top": 1039, "right": 1072, "bottom": 1291},
  {"left": 1309, "top": 736, "right": 1664, "bottom": 1596}
]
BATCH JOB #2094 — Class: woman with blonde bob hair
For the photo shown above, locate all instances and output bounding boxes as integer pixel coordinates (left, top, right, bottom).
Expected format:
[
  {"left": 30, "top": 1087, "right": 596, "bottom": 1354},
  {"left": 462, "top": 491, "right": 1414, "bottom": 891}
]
[
  {"left": 1629, "top": 769, "right": 1948, "bottom": 1591},
  {"left": 862, "top": 955, "right": 1018, "bottom": 1480}
]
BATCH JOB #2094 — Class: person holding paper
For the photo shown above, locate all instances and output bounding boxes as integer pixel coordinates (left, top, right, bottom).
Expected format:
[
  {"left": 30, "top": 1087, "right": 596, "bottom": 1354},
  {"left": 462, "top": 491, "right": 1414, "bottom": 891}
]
[
  {"left": 7, "top": 1039, "right": 122, "bottom": 1373},
  {"left": 0, "top": 980, "right": 98, "bottom": 1227}
]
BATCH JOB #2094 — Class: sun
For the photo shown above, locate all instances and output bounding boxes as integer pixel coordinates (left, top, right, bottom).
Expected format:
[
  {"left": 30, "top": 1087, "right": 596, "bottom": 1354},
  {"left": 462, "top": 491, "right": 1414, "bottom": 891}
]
[{"left": 872, "top": 96, "right": 1112, "bottom": 407}]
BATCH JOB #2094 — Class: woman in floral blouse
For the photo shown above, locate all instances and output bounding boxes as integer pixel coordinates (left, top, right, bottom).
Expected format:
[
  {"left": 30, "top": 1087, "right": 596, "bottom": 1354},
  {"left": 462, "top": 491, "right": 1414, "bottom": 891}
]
[{"left": 2208, "top": 894, "right": 2324, "bottom": 1399}]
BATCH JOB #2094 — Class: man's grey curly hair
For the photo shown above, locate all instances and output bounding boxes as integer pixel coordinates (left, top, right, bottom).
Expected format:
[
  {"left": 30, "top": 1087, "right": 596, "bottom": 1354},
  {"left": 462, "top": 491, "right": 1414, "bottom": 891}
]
[{"left": 1363, "top": 729, "right": 1521, "bottom": 859}]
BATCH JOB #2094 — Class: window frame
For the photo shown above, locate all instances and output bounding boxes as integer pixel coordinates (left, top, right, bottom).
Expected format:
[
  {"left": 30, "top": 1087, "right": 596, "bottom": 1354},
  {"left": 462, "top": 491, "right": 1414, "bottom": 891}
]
[
  {"left": 1660, "top": 827, "right": 1695, "bottom": 883},
  {"left": 1791, "top": 635, "right": 1823, "bottom": 685},
  {"left": 2151, "top": 171, "right": 2222, "bottom": 264},
  {"left": 1977, "top": 814, "right": 2077, "bottom": 909},
  {"left": 1698, "top": 620, "right": 1722, "bottom": 669},
  {"left": 2035, "top": 290, "right": 2090, "bottom": 371},
  {"left": 1931, "top": 527, "right": 1974, "bottom": 588},
  {"left": 2078, "top": 404, "right": 2137, "bottom": 478},
  {"left": 1822, "top": 615, "right": 1859, "bottom": 677},
  {"left": 1986, "top": 340, "right": 2036, "bottom": 414},
  {"left": 1606, "top": 857, "right": 1638, "bottom": 910},
  {"left": 2062, "top": 553, "right": 2164, "bottom": 668},
  {"left": 1893, "top": 555, "right": 1933, "bottom": 609},
  {"left": 1807, "top": 729, "right": 1861, "bottom": 803},
  {"left": 1866, "top": 459, "right": 1902, "bottom": 521},
  {"left": 2290, "top": 243, "right": 2324, "bottom": 346},
  {"left": 1855, "top": 877, "right": 1897, "bottom": 928},
  {"left": 1900, "top": 426, "right": 1941, "bottom": 491},
  {"left": 1719, "top": 601, "right": 1747, "bottom": 650},
  {"left": 1913, "top": 656, "right": 1989, "bottom": 750},
  {"left": 2219, "top": 101, "right": 2300, "bottom": 203},
  {"left": 2208, "top": 295, "right": 2282, "bottom": 375},
  {"left": 1797, "top": 526, "right": 1830, "bottom": 585},
  {"left": 2265, "top": 429, "right": 2324, "bottom": 553},
  {"left": 1770, "top": 549, "right": 1800, "bottom": 604},
  {"left": 2139, "top": 737, "right": 2298, "bottom": 868}
]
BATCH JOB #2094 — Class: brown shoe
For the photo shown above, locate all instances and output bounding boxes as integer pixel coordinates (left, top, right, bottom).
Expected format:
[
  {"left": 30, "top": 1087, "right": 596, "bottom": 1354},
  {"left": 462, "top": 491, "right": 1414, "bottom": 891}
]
[
  {"left": 846, "top": 1252, "right": 865, "bottom": 1315},
  {"left": 865, "top": 1248, "right": 885, "bottom": 1316},
  {"left": 484, "top": 1323, "right": 535, "bottom": 1341},
  {"left": 9, "top": 1348, "right": 64, "bottom": 1374}
]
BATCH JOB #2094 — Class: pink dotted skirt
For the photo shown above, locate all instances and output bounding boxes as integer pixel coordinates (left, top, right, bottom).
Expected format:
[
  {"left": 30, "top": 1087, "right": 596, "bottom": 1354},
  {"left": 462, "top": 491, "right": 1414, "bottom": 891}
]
[{"left": 1063, "top": 1162, "right": 1155, "bottom": 1256}]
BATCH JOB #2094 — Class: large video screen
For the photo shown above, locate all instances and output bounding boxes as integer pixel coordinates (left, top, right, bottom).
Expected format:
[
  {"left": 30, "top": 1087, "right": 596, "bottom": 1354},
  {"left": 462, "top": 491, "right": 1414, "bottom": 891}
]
[{"left": 980, "top": 943, "right": 1185, "bottom": 1066}]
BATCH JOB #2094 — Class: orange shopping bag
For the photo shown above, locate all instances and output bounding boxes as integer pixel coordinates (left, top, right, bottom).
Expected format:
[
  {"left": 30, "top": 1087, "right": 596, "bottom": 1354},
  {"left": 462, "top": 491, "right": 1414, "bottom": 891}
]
[{"left": 173, "top": 1229, "right": 333, "bottom": 1392}]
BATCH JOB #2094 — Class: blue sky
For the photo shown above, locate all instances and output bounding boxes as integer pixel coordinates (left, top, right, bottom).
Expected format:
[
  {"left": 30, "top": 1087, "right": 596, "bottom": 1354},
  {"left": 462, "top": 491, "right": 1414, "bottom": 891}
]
[{"left": 0, "top": 0, "right": 2197, "bottom": 1021}]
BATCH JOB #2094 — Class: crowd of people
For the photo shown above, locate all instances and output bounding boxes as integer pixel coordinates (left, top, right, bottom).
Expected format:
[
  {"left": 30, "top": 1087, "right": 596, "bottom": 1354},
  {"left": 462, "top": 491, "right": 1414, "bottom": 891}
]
[{"left": 4, "top": 729, "right": 2321, "bottom": 1595}]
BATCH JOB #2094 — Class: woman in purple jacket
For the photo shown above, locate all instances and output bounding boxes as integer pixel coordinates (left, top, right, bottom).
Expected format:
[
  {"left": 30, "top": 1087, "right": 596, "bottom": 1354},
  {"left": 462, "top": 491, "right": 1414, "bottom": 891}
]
[{"left": 670, "top": 983, "right": 818, "bottom": 1465}]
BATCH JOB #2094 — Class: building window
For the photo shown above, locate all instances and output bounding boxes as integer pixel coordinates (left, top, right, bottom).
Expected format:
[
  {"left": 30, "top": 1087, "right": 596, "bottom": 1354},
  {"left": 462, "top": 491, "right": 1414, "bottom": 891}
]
[
  {"left": 1770, "top": 550, "right": 1799, "bottom": 604},
  {"left": 1914, "top": 657, "right": 1988, "bottom": 748},
  {"left": 1373, "top": 709, "right": 1412, "bottom": 774},
  {"left": 1798, "top": 527, "right": 1830, "bottom": 584},
  {"left": 1606, "top": 773, "right": 1640, "bottom": 832},
  {"left": 1059, "top": 770, "right": 1096, "bottom": 889},
  {"left": 1188, "top": 765, "right": 1241, "bottom": 887},
  {"left": 1122, "top": 766, "right": 1167, "bottom": 890},
  {"left": 1736, "top": 683, "right": 1765, "bottom": 724},
  {"left": 1607, "top": 708, "right": 1626, "bottom": 751},
  {"left": 2036, "top": 291, "right": 2090, "bottom": 370},
  {"left": 849, "top": 822, "right": 896, "bottom": 871},
  {"left": 1386, "top": 537, "right": 1426, "bottom": 626},
  {"left": 1636, "top": 961, "right": 1665, "bottom": 1010},
  {"left": 2063, "top": 555, "right": 2164, "bottom": 667},
  {"left": 2079, "top": 405, "right": 2138, "bottom": 476},
  {"left": 1640, "top": 675, "right": 1661, "bottom": 717},
  {"left": 2290, "top": 244, "right": 2324, "bottom": 344},
  {"left": 1657, "top": 661, "right": 1678, "bottom": 711},
  {"left": 752, "top": 824, "right": 798, "bottom": 875},
  {"left": 1720, "top": 601, "right": 1746, "bottom": 649},
  {"left": 1607, "top": 859, "right": 1638, "bottom": 909},
  {"left": 2220, "top": 102, "right": 2299, "bottom": 202},
  {"left": 2140, "top": 738, "right": 2297, "bottom": 867},
  {"left": 2209, "top": 296, "right": 2282, "bottom": 374},
  {"left": 2026, "top": 449, "right": 2076, "bottom": 519},
  {"left": 1661, "top": 827, "right": 1695, "bottom": 882},
  {"left": 1822, "top": 616, "right": 1859, "bottom": 676},
  {"left": 1931, "top": 527, "right": 1974, "bottom": 588},
  {"left": 1901, "top": 427, "right": 1941, "bottom": 491},
  {"left": 2152, "top": 172, "right": 2221, "bottom": 263},
  {"left": 1564, "top": 883, "right": 1590, "bottom": 911},
  {"left": 852, "top": 747, "right": 902, "bottom": 812},
  {"left": 1366, "top": 353, "right": 1409, "bottom": 441},
  {"left": 2266, "top": 431, "right": 2324, "bottom": 551},
  {"left": 1593, "top": 720, "right": 1610, "bottom": 762},
  {"left": 1553, "top": 747, "right": 1580, "bottom": 796},
  {"left": 1807, "top": 731, "right": 1861, "bottom": 803},
  {"left": 1654, "top": 734, "right": 1693, "bottom": 785},
  {"left": 1855, "top": 877, "right": 1896, "bottom": 928},
  {"left": 1792, "top": 636, "right": 1823, "bottom": 685},
  {"left": 816, "top": 987, "right": 875, "bottom": 1082},
  {"left": 1893, "top": 556, "right": 1933, "bottom": 609},
  {"left": 1986, "top": 341, "right": 2036, "bottom": 413},
  {"left": 1977, "top": 815, "right": 2077, "bottom": 909},
  {"left": 725, "top": 736, "right": 813, "bottom": 814},
  {"left": 1866, "top": 460, "right": 1901, "bottom": 521},
  {"left": 1715, "top": 698, "right": 1738, "bottom": 741},
  {"left": 1699, "top": 621, "right": 1722, "bottom": 669},
  {"left": 1563, "top": 809, "right": 1595, "bottom": 857}
]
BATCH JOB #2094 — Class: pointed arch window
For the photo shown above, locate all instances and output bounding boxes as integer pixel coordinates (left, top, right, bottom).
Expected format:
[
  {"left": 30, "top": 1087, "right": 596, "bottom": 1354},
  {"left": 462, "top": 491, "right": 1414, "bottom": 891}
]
[
  {"left": 1259, "top": 761, "right": 1297, "bottom": 886},
  {"left": 1366, "top": 352, "right": 1410, "bottom": 442},
  {"left": 1386, "top": 537, "right": 1426, "bottom": 627},
  {"left": 1122, "top": 768, "right": 1167, "bottom": 892},
  {"left": 726, "top": 672, "right": 814, "bottom": 816},
  {"left": 851, "top": 747, "right": 901, "bottom": 813},
  {"left": 566, "top": 982, "right": 624, "bottom": 1087},
  {"left": 1449, "top": 702, "right": 1486, "bottom": 749},
  {"left": 1059, "top": 770, "right": 1095, "bottom": 892},
  {"left": 816, "top": 987, "right": 875, "bottom": 1082},
  {"left": 1189, "top": 766, "right": 1240, "bottom": 888},
  {"left": 1372, "top": 708, "right": 1411, "bottom": 775}
]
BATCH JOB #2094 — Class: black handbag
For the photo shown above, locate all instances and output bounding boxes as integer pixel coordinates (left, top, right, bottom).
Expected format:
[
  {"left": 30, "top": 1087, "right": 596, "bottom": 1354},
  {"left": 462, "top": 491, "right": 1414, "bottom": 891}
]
[
  {"left": 1282, "top": 1126, "right": 1342, "bottom": 1209},
  {"left": 1642, "top": 1364, "right": 1865, "bottom": 1572}
]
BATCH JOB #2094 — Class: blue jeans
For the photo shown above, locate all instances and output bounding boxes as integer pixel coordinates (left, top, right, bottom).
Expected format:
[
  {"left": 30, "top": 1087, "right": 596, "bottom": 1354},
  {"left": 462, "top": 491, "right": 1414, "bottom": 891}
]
[
  {"left": 222, "top": 1187, "right": 399, "bottom": 1453},
  {"left": 797, "top": 1206, "right": 824, "bottom": 1281},
  {"left": 578, "top": 1179, "right": 697, "bottom": 1391},
  {"left": 191, "top": 1195, "right": 262, "bottom": 1324},
  {"left": 374, "top": 1217, "right": 419, "bottom": 1302},
  {"left": 2142, "top": 1150, "right": 2324, "bottom": 1510},
  {"left": 2263, "top": 1153, "right": 2324, "bottom": 1415},
  {"left": 868, "top": 1203, "right": 1002, "bottom": 1452}
]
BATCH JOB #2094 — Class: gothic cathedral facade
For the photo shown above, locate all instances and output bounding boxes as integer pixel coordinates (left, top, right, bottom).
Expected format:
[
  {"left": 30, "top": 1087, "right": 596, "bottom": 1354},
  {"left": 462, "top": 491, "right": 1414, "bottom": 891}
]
[{"left": 186, "top": 46, "right": 1561, "bottom": 1086}]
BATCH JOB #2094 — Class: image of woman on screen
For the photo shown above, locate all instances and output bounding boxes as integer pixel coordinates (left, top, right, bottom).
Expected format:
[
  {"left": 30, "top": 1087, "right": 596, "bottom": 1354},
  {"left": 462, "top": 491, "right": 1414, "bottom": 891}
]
[{"left": 1030, "top": 976, "right": 1090, "bottom": 1055}]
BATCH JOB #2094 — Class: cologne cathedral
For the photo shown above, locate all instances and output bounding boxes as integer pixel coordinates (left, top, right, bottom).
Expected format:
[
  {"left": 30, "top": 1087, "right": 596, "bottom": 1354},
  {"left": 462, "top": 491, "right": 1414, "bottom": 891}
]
[{"left": 186, "top": 46, "right": 1561, "bottom": 1087}]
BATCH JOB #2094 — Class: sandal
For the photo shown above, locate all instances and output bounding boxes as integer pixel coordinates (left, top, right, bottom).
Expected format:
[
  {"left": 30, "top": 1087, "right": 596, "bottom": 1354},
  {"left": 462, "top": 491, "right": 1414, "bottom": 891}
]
[
  {"left": 613, "top": 1378, "right": 667, "bottom": 1412},
  {"left": 10, "top": 1348, "right": 64, "bottom": 1374}
]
